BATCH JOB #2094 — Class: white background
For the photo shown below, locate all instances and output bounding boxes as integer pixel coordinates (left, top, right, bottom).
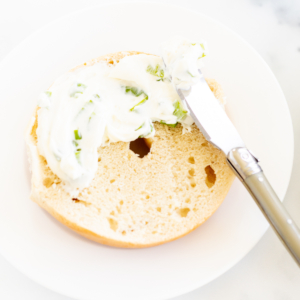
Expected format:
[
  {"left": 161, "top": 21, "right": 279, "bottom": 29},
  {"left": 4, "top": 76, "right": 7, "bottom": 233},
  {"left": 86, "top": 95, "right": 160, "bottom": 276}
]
[{"left": 0, "top": 0, "right": 300, "bottom": 299}]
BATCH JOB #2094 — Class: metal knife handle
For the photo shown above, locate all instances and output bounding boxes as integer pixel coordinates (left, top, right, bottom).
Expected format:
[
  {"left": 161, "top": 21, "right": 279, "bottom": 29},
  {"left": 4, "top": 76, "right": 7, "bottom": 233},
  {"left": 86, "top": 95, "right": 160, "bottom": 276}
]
[{"left": 227, "top": 148, "right": 300, "bottom": 267}]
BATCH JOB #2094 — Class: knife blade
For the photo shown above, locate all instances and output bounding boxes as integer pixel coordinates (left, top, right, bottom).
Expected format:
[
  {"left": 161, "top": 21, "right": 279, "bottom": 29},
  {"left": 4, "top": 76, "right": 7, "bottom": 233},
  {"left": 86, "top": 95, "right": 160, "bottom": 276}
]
[
  {"left": 174, "top": 69, "right": 300, "bottom": 267},
  {"left": 176, "top": 70, "right": 244, "bottom": 155}
]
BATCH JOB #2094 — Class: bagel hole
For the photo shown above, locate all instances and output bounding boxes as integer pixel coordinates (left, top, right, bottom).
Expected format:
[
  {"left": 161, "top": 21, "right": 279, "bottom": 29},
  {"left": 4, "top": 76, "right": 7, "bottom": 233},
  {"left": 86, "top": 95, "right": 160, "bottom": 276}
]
[
  {"left": 177, "top": 208, "right": 190, "bottom": 218},
  {"left": 129, "top": 138, "right": 151, "bottom": 158},
  {"left": 188, "top": 156, "right": 195, "bottom": 164},
  {"left": 43, "top": 178, "right": 53, "bottom": 188},
  {"left": 108, "top": 218, "right": 118, "bottom": 231},
  {"left": 72, "top": 198, "right": 91, "bottom": 207},
  {"left": 188, "top": 168, "right": 195, "bottom": 176},
  {"left": 205, "top": 165, "right": 216, "bottom": 188},
  {"left": 190, "top": 178, "right": 197, "bottom": 188}
]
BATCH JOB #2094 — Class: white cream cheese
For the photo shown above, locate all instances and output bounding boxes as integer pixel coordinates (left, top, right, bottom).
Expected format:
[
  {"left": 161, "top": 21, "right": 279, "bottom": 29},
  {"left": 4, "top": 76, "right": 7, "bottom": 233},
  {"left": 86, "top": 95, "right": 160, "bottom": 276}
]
[
  {"left": 36, "top": 37, "right": 207, "bottom": 192},
  {"left": 161, "top": 36, "right": 207, "bottom": 90}
]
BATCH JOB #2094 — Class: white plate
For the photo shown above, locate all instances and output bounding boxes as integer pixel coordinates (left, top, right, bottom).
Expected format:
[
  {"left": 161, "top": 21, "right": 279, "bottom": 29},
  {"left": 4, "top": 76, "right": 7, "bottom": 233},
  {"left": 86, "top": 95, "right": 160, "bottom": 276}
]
[{"left": 0, "top": 2, "right": 293, "bottom": 300}]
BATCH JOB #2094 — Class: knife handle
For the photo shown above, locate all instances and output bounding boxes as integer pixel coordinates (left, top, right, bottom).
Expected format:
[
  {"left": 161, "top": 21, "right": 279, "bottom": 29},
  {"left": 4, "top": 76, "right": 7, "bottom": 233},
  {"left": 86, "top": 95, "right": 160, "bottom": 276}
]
[{"left": 227, "top": 148, "right": 300, "bottom": 267}]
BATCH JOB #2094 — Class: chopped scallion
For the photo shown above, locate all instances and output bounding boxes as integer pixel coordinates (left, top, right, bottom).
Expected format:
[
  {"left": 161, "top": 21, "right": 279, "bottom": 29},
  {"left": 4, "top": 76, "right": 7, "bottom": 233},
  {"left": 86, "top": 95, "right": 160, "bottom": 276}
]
[
  {"left": 75, "top": 151, "right": 81, "bottom": 163},
  {"left": 150, "top": 123, "right": 154, "bottom": 132},
  {"left": 138, "top": 121, "right": 154, "bottom": 138},
  {"left": 173, "top": 101, "right": 187, "bottom": 121},
  {"left": 70, "top": 83, "right": 87, "bottom": 98},
  {"left": 125, "top": 86, "right": 149, "bottom": 111},
  {"left": 146, "top": 64, "right": 164, "bottom": 79},
  {"left": 125, "top": 86, "right": 144, "bottom": 97},
  {"left": 129, "top": 95, "right": 148, "bottom": 111},
  {"left": 77, "top": 83, "right": 86, "bottom": 87},
  {"left": 89, "top": 112, "right": 96, "bottom": 121},
  {"left": 160, "top": 121, "right": 178, "bottom": 128},
  {"left": 191, "top": 42, "right": 205, "bottom": 50},
  {"left": 187, "top": 71, "right": 196, "bottom": 78},
  {"left": 135, "top": 123, "right": 145, "bottom": 131},
  {"left": 74, "top": 129, "right": 82, "bottom": 140}
]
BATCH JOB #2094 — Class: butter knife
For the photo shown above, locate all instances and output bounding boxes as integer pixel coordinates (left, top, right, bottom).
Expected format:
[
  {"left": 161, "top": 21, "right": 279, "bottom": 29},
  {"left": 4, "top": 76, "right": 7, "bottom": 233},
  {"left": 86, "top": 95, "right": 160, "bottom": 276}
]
[{"left": 176, "top": 70, "right": 300, "bottom": 266}]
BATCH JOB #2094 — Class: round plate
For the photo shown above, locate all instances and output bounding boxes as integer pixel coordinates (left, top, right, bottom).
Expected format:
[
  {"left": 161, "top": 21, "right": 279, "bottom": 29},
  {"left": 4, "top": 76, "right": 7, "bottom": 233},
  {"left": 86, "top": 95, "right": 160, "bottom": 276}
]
[{"left": 0, "top": 2, "right": 293, "bottom": 300}]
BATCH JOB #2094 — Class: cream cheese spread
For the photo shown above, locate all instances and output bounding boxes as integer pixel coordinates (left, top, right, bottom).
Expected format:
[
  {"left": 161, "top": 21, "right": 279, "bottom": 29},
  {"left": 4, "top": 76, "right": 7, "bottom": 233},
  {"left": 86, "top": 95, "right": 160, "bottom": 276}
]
[
  {"left": 36, "top": 36, "right": 207, "bottom": 192},
  {"left": 162, "top": 36, "right": 207, "bottom": 90}
]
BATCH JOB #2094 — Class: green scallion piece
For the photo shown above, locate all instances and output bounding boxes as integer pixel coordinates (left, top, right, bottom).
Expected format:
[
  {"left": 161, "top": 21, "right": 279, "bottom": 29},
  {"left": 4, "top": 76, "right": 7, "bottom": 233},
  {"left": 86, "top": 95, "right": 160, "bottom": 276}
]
[
  {"left": 75, "top": 151, "right": 81, "bottom": 163},
  {"left": 191, "top": 42, "right": 205, "bottom": 50},
  {"left": 70, "top": 83, "right": 87, "bottom": 98},
  {"left": 77, "top": 83, "right": 86, "bottom": 88},
  {"left": 173, "top": 101, "right": 187, "bottom": 121},
  {"left": 187, "top": 71, "right": 196, "bottom": 78},
  {"left": 138, "top": 122, "right": 154, "bottom": 138},
  {"left": 123, "top": 86, "right": 148, "bottom": 111},
  {"left": 135, "top": 123, "right": 145, "bottom": 131},
  {"left": 150, "top": 123, "right": 154, "bottom": 132},
  {"left": 125, "top": 86, "right": 144, "bottom": 97},
  {"left": 129, "top": 95, "right": 148, "bottom": 111},
  {"left": 79, "top": 99, "right": 94, "bottom": 114},
  {"left": 74, "top": 129, "right": 82, "bottom": 140},
  {"left": 45, "top": 91, "right": 52, "bottom": 97},
  {"left": 146, "top": 64, "right": 164, "bottom": 79},
  {"left": 89, "top": 112, "right": 96, "bottom": 121},
  {"left": 160, "top": 121, "right": 178, "bottom": 128}
]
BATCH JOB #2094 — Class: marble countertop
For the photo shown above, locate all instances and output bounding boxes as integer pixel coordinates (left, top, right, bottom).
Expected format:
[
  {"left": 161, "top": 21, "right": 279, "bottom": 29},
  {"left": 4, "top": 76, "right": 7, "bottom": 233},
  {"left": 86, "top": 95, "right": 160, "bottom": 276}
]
[{"left": 1, "top": 0, "right": 300, "bottom": 299}]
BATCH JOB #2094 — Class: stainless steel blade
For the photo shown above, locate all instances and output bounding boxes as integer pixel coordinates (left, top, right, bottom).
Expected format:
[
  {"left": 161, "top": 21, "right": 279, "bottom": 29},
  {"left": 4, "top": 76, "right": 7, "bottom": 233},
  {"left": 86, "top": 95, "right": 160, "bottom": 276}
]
[{"left": 176, "top": 72, "right": 245, "bottom": 155}]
